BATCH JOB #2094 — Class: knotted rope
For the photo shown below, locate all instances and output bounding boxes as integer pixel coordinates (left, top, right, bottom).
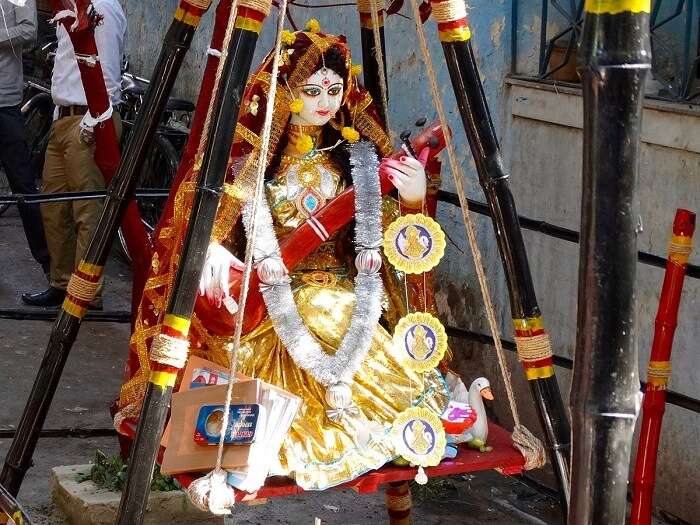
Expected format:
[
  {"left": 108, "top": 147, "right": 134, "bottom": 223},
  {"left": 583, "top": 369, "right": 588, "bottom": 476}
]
[
  {"left": 407, "top": 0, "right": 545, "bottom": 470},
  {"left": 186, "top": 0, "right": 287, "bottom": 514}
]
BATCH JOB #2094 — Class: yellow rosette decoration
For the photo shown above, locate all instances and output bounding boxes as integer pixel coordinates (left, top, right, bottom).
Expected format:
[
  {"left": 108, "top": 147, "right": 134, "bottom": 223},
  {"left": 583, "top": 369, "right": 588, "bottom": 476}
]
[
  {"left": 393, "top": 312, "right": 447, "bottom": 372},
  {"left": 383, "top": 213, "right": 446, "bottom": 274},
  {"left": 392, "top": 407, "right": 446, "bottom": 484}
]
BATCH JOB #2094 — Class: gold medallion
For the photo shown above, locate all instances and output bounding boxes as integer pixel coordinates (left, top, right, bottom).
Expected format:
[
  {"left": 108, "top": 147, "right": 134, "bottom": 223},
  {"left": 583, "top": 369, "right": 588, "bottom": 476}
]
[
  {"left": 383, "top": 214, "right": 446, "bottom": 274},
  {"left": 393, "top": 312, "right": 447, "bottom": 372},
  {"left": 392, "top": 407, "right": 446, "bottom": 469}
]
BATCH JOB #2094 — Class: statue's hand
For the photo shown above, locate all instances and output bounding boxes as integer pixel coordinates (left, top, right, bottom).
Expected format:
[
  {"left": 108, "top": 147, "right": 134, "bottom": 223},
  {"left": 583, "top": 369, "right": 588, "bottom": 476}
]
[
  {"left": 199, "top": 242, "right": 244, "bottom": 308},
  {"left": 380, "top": 147, "right": 430, "bottom": 207}
]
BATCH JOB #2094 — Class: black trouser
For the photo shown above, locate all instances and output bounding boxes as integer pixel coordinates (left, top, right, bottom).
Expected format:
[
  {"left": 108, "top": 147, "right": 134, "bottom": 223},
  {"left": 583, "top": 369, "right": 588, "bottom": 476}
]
[{"left": 0, "top": 104, "right": 50, "bottom": 273}]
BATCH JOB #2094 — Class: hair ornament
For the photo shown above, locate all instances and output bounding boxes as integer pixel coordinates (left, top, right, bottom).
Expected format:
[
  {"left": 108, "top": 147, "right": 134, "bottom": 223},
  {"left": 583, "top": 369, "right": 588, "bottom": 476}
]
[
  {"left": 281, "top": 30, "right": 296, "bottom": 46},
  {"left": 341, "top": 126, "right": 360, "bottom": 143},
  {"left": 305, "top": 18, "right": 321, "bottom": 33},
  {"left": 289, "top": 98, "right": 304, "bottom": 113},
  {"left": 296, "top": 132, "right": 314, "bottom": 155}
]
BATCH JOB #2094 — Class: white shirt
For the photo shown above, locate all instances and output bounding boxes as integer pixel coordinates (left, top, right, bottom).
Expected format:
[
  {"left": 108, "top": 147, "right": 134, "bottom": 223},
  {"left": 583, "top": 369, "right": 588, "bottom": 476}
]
[{"left": 51, "top": 0, "right": 126, "bottom": 107}]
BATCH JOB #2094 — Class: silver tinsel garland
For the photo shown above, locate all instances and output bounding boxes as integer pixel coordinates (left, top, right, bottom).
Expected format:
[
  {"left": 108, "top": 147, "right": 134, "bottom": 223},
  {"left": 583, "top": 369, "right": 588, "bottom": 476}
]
[{"left": 242, "top": 142, "right": 384, "bottom": 389}]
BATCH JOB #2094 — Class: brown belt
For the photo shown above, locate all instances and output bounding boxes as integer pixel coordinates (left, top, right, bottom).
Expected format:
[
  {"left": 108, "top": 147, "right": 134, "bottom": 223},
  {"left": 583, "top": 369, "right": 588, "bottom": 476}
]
[{"left": 57, "top": 105, "right": 89, "bottom": 119}]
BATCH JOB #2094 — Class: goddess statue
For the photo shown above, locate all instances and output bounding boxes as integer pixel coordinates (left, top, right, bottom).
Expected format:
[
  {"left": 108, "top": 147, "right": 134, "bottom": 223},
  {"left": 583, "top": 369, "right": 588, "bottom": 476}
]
[{"left": 115, "top": 28, "right": 449, "bottom": 490}]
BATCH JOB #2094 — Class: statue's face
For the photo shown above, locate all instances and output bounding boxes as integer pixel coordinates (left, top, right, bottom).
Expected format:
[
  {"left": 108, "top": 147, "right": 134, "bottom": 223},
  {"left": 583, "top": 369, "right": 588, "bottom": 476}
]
[{"left": 291, "top": 67, "right": 343, "bottom": 127}]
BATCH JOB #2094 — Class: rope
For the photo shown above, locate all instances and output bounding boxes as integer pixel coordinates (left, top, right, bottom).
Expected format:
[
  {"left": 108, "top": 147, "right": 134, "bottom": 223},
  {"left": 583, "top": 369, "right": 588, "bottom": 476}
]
[
  {"left": 430, "top": 0, "right": 466, "bottom": 23},
  {"left": 367, "top": 0, "right": 391, "bottom": 134},
  {"left": 183, "top": 0, "right": 212, "bottom": 8},
  {"left": 356, "top": 0, "right": 382, "bottom": 12},
  {"left": 214, "top": 0, "right": 289, "bottom": 473},
  {"left": 239, "top": 0, "right": 273, "bottom": 15},
  {"left": 514, "top": 333, "right": 553, "bottom": 362},
  {"left": 66, "top": 274, "right": 99, "bottom": 303},
  {"left": 406, "top": 0, "right": 545, "bottom": 469},
  {"left": 150, "top": 333, "right": 190, "bottom": 368}
]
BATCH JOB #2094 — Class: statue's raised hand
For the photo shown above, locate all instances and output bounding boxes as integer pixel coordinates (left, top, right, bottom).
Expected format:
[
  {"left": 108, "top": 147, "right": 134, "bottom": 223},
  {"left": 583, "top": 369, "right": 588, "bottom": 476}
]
[
  {"left": 380, "top": 147, "right": 430, "bottom": 207},
  {"left": 199, "top": 242, "right": 244, "bottom": 309}
]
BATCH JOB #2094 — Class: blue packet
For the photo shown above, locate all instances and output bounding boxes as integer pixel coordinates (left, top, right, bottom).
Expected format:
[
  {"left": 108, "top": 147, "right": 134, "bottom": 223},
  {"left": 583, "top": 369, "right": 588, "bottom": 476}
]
[{"left": 194, "top": 404, "right": 260, "bottom": 445}]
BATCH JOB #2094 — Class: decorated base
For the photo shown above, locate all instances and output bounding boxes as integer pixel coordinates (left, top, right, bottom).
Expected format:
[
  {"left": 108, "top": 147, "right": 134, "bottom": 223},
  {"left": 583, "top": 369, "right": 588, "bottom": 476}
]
[{"left": 169, "top": 423, "right": 524, "bottom": 502}]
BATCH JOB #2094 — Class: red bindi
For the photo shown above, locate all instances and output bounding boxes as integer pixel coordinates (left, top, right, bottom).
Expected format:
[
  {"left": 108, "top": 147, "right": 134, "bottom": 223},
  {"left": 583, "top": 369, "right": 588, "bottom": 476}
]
[{"left": 322, "top": 77, "right": 331, "bottom": 87}]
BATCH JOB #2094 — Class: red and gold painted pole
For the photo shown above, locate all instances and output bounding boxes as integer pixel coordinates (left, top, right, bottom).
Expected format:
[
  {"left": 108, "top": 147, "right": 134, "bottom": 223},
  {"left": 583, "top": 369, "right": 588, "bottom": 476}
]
[
  {"left": 631, "top": 209, "right": 696, "bottom": 525},
  {"left": 116, "top": 2, "right": 271, "bottom": 522},
  {"left": 427, "top": 0, "right": 571, "bottom": 510}
]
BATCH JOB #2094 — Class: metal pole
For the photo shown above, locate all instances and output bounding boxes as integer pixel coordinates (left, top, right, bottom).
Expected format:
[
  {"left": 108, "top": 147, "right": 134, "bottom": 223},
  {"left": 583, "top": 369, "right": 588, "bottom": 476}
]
[
  {"left": 0, "top": 0, "right": 211, "bottom": 498},
  {"left": 115, "top": 4, "right": 269, "bottom": 522},
  {"left": 428, "top": 0, "right": 571, "bottom": 512},
  {"left": 571, "top": 1, "right": 651, "bottom": 522}
]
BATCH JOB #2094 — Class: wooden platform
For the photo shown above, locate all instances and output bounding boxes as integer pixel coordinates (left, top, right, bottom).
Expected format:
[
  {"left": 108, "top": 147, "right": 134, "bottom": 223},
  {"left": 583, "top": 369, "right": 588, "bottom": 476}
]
[{"left": 172, "top": 423, "right": 524, "bottom": 503}]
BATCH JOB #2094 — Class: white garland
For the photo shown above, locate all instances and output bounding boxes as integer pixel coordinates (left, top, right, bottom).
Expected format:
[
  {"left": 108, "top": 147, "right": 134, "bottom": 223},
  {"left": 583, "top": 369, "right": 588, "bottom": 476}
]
[{"left": 242, "top": 141, "right": 384, "bottom": 397}]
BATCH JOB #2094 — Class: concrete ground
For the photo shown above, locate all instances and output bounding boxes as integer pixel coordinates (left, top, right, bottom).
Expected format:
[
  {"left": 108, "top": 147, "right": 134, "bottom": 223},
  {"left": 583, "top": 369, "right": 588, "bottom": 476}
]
[{"left": 0, "top": 206, "right": 565, "bottom": 524}]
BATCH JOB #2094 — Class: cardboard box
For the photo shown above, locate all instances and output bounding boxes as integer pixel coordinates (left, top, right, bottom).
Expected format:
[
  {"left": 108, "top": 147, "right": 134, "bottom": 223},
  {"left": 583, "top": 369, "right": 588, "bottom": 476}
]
[{"left": 161, "top": 380, "right": 262, "bottom": 475}]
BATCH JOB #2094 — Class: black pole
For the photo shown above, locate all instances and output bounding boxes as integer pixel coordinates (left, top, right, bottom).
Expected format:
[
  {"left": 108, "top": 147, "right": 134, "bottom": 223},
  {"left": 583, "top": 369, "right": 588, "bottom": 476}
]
[
  {"left": 0, "top": 483, "right": 32, "bottom": 525},
  {"left": 429, "top": 3, "right": 571, "bottom": 511},
  {"left": 0, "top": 0, "right": 209, "bottom": 498},
  {"left": 115, "top": 8, "right": 266, "bottom": 523},
  {"left": 570, "top": 1, "right": 651, "bottom": 523},
  {"left": 358, "top": 3, "right": 387, "bottom": 119}
]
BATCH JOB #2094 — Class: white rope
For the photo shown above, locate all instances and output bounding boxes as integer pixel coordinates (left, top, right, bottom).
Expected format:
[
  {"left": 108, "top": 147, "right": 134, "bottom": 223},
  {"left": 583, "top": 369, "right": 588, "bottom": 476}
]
[
  {"left": 367, "top": 0, "right": 391, "bottom": 136},
  {"left": 187, "top": 0, "right": 289, "bottom": 515},
  {"left": 406, "top": 0, "right": 545, "bottom": 470},
  {"left": 150, "top": 333, "right": 190, "bottom": 369},
  {"left": 207, "top": 48, "right": 222, "bottom": 57}
]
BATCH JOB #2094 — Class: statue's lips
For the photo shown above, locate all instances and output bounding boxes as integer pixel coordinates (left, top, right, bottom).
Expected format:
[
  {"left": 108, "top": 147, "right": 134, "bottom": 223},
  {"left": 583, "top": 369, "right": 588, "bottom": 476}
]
[{"left": 316, "top": 109, "right": 330, "bottom": 116}]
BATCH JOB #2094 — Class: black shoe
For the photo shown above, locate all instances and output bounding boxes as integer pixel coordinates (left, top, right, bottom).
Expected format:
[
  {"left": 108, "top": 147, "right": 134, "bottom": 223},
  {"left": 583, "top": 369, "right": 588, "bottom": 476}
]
[{"left": 21, "top": 286, "right": 66, "bottom": 307}]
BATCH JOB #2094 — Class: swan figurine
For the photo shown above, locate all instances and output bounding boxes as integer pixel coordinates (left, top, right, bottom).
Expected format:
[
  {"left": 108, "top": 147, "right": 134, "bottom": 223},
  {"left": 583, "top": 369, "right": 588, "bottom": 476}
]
[
  {"left": 464, "top": 377, "right": 493, "bottom": 452},
  {"left": 442, "top": 374, "right": 494, "bottom": 453}
]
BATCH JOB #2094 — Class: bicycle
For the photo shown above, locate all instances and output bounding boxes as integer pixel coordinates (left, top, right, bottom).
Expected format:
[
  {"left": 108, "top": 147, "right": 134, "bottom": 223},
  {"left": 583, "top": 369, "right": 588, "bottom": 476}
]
[{"left": 15, "top": 54, "right": 193, "bottom": 261}]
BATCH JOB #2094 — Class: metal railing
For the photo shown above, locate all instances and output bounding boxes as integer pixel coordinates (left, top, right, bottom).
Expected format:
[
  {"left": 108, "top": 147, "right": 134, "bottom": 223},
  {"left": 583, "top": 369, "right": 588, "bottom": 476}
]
[{"left": 511, "top": 0, "right": 700, "bottom": 103}]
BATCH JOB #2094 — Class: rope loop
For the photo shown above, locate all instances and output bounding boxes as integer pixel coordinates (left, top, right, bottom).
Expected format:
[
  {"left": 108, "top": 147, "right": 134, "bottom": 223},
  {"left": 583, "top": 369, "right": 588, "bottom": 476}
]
[
  {"left": 512, "top": 424, "right": 547, "bottom": 470},
  {"left": 150, "top": 333, "right": 189, "bottom": 368}
]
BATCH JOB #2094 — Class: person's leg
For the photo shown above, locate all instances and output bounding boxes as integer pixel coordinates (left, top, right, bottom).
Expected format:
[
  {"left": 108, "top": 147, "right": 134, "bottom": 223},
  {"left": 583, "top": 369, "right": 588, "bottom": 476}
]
[
  {"left": 41, "top": 117, "right": 76, "bottom": 291},
  {"left": 66, "top": 114, "right": 122, "bottom": 304},
  {"left": 0, "top": 105, "right": 50, "bottom": 274}
]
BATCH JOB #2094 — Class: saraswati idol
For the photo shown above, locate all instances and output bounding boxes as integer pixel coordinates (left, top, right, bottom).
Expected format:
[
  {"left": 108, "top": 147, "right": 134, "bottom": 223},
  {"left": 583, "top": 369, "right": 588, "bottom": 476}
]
[{"left": 116, "top": 27, "right": 450, "bottom": 490}]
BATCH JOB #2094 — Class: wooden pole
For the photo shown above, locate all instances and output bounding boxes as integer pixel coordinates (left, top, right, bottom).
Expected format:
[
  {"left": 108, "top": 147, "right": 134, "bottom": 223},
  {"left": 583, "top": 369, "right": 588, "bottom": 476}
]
[
  {"left": 631, "top": 209, "right": 695, "bottom": 525},
  {"left": 571, "top": 1, "right": 651, "bottom": 522},
  {"left": 428, "top": 0, "right": 571, "bottom": 511},
  {"left": 357, "top": 0, "right": 387, "bottom": 119},
  {"left": 0, "top": 0, "right": 210, "bottom": 498},
  {"left": 115, "top": 5, "right": 269, "bottom": 523}
]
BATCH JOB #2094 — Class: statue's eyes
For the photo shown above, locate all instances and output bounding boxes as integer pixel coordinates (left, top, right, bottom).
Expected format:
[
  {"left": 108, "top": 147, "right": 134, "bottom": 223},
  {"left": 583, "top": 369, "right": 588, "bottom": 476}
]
[
  {"left": 328, "top": 86, "right": 342, "bottom": 96},
  {"left": 302, "top": 87, "right": 321, "bottom": 97}
]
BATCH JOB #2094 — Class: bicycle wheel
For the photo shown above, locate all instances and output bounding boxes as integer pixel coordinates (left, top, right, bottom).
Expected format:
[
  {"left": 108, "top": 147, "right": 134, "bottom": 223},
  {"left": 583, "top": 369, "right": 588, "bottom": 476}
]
[
  {"left": 22, "top": 99, "right": 53, "bottom": 188},
  {"left": 116, "top": 133, "right": 180, "bottom": 263}
]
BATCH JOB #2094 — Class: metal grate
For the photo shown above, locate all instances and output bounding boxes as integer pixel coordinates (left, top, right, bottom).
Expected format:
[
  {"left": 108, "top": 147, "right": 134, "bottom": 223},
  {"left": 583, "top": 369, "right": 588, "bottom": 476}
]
[{"left": 511, "top": 0, "right": 699, "bottom": 103}]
